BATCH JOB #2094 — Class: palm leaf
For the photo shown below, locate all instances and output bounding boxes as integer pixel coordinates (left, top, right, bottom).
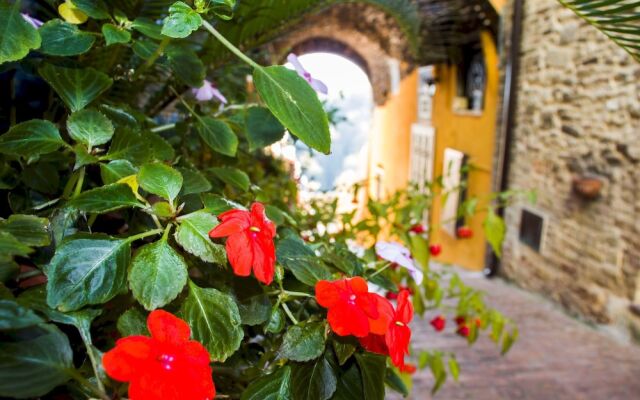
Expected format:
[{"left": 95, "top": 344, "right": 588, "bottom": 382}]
[{"left": 558, "top": 0, "right": 640, "bottom": 61}]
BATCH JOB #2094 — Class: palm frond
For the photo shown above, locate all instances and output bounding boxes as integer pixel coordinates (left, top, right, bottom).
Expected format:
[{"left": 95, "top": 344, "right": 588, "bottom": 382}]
[{"left": 558, "top": 0, "right": 640, "bottom": 61}]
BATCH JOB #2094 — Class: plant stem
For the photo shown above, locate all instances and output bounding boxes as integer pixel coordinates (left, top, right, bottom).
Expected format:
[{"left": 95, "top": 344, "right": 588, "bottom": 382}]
[
  {"left": 150, "top": 123, "right": 176, "bottom": 133},
  {"left": 133, "top": 36, "right": 170, "bottom": 79},
  {"left": 281, "top": 302, "right": 298, "bottom": 324},
  {"left": 201, "top": 20, "right": 261, "bottom": 69},
  {"left": 67, "top": 368, "right": 110, "bottom": 400},
  {"left": 369, "top": 262, "right": 392, "bottom": 278},
  {"left": 72, "top": 167, "right": 85, "bottom": 198},
  {"left": 162, "top": 223, "right": 173, "bottom": 241},
  {"left": 125, "top": 228, "right": 163, "bottom": 243},
  {"left": 78, "top": 329, "right": 107, "bottom": 396}
]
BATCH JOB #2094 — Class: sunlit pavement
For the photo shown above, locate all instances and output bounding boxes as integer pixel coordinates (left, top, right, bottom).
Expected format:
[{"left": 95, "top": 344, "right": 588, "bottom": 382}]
[{"left": 394, "top": 271, "right": 640, "bottom": 399}]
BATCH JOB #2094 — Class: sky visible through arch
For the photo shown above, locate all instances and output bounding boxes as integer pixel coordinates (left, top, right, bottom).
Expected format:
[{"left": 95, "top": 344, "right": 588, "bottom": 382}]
[{"left": 284, "top": 52, "right": 373, "bottom": 192}]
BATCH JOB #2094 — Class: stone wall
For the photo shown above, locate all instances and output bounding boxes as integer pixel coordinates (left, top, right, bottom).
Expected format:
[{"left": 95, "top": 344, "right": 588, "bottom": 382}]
[{"left": 500, "top": 0, "right": 640, "bottom": 340}]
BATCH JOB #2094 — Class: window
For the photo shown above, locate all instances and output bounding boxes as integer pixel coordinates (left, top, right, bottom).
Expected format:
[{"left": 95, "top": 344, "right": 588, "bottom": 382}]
[
  {"left": 519, "top": 209, "right": 546, "bottom": 252},
  {"left": 454, "top": 45, "right": 486, "bottom": 112}
]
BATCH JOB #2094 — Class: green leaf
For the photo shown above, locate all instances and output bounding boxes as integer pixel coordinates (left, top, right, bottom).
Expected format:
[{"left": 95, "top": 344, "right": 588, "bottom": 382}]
[
  {"left": 209, "top": 166, "right": 249, "bottom": 191},
  {"left": 253, "top": 66, "right": 330, "bottom": 154},
  {"left": 246, "top": 107, "right": 285, "bottom": 151},
  {"left": 276, "top": 237, "right": 331, "bottom": 286},
  {"left": 39, "top": 19, "right": 95, "bottom": 56},
  {"left": 104, "top": 129, "right": 151, "bottom": 165},
  {"left": 0, "top": 120, "right": 64, "bottom": 158},
  {"left": 280, "top": 322, "right": 326, "bottom": 362},
  {"left": 161, "top": 1, "right": 203, "bottom": 38},
  {"left": 0, "top": 232, "right": 32, "bottom": 259},
  {"left": 483, "top": 208, "right": 506, "bottom": 257},
  {"left": 448, "top": 357, "right": 460, "bottom": 382},
  {"left": 21, "top": 162, "right": 59, "bottom": 194},
  {"left": 331, "top": 337, "right": 356, "bottom": 366},
  {"left": 175, "top": 211, "right": 225, "bottom": 264},
  {"left": 385, "top": 368, "right": 409, "bottom": 397},
  {"left": 0, "top": 1, "right": 41, "bottom": 64},
  {"left": 100, "top": 159, "right": 138, "bottom": 185},
  {"left": 0, "top": 260, "right": 19, "bottom": 283},
  {"left": 179, "top": 282, "right": 243, "bottom": 362},
  {"left": 46, "top": 234, "right": 130, "bottom": 312},
  {"left": 355, "top": 353, "right": 386, "bottom": 400},
  {"left": 39, "top": 64, "right": 113, "bottom": 112},
  {"left": 102, "top": 23, "right": 131, "bottom": 45},
  {"left": 17, "top": 287, "right": 101, "bottom": 336},
  {"left": 145, "top": 131, "right": 176, "bottom": 161},
  {"left": 291, "top": 353, "right": 337, "bottom": 400},
  {"left": 241, "top": 366, "right": 292, "bottom": 400},
  {"left": 178, "top": 167, "right": 212, "bottom": 196},
  {"left": 67, "top": 108, "right": 114, "bottom": 148},
  {"left": 131, "top": 18, "right": 163, "bottom": 40},
  {"left": 68, "top": 183, "right": 142, "bottom": 213},
  {"left": 501, "top": 326, "right": 518, "bottom": 355},
  {"left": 196, "top": 117, "right": 238, "bottom": 157},
  {"left": 166, "top": 44, "right": 205, "bottom": 87},
  {"left": 201, "top": 194, "right": 244, "bottom": 214},
  {"left": 73, "top": 143, "right": 99, "bottom": 170},
  {"left": 0, "top": 300, "right": 43, "bottom": 330},
  {"left": 235, "top": 284, "right": 271, "bottom": 326},
  {"left": 117, "top": 308, "right": 149, "bottom": 336},
  {"left": 266, "top": 307, "right": 285, "bottom": 333},
  {"left": 138, "top": 163, "right": 183, "bottom": 202},
  {"left": 0, "top": 324, "right": 73, "bottom": 398},
  {"left": 0, "top": 214, "right": 50, "bottom": 247},
  {"left": 72, "top": 0, "right": 110, "bottom": 19},
  {"left": 332, "top": 362, "right": 364, "bottom": 400},
  {"left": 129, "top": 238, "right": 188, "bottom": 310},
  {"left": 152, "top": 202, "right": 174, "bottom": 217},
  {"left": 210, "top": 0, "right": 236, "bottom": 20}
]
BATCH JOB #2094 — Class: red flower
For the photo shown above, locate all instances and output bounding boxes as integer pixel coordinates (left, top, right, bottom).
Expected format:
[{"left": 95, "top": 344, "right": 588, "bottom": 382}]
[
  {"left": 429, "top": 244, "right": 442, "bottom": 256},
  {"left": 457, "top": 324, "right": 470, "bottom": 337},
  {"left": 409, "top": 224, "right": 426, "bottom": 234},
  {"left": 430, "top": 315, "right": 446, "bottom": 332},
  {"left": 359, "top": 290, "right": 414, "bottom": 369},
  {"left": 454, "top": 315, "right": 466, "bottom": 326},
  {"left": 400, "top": 363, "right": 417, "bottom": 374},
  {"left": 456, "top": 226, "right": 473, "bottom": 238},
  {"left": 103, "top": 310, "right": 214, "bottom": 400},
  {"left": 385, "top": 291, "right": 399, "bottom": 300},
  {"left": 315, "top": 277, "right": 391, "bottom": 337},
  {"left": 385, "top": 290, "right": 413, "bottom": 368},
  {"left": 209, "top": 202, "right": 276, "bottom": 285}
]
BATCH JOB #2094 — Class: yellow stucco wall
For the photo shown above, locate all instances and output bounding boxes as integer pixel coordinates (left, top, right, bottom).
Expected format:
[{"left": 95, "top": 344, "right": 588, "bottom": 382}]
[
  {"left": 367, "top": 71, "right": 418, "bottom": 198},
  {"left": 429, "top": 31, "right": 500, "bottom": 270},
  {"left": 366, "top": 31, "right": 500, "bottom": 271},
  {"left": 489, "top": 0, "right": 506, "bottom": 12}
]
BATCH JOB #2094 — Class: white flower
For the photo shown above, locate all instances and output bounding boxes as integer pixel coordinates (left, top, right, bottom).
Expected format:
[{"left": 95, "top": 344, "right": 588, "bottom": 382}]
[
  {"left": 375, "top": 241, "right": 423, "bottom": 284},
  {"left": 287, "top": 53, "right": 328, "bottom": 95},
  {"left": 192, "top": 80, "right": 228, "bottom": 103}
]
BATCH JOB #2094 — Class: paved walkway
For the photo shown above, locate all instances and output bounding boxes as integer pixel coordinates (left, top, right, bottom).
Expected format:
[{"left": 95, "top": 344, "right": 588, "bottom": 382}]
[{"left": 399, "top": 272, "right": 640, "bottom": 399}]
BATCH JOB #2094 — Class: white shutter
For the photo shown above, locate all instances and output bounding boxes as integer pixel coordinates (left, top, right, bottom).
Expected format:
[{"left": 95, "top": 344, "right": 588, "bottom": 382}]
[{"left": 409, "top": 123, "right": 435, "bottom": 191}]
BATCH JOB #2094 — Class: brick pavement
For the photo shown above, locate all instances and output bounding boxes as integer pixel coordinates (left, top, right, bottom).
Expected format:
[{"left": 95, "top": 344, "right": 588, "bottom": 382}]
[{"left": 394, "top": 272, "right": 640, "bottom": 399}]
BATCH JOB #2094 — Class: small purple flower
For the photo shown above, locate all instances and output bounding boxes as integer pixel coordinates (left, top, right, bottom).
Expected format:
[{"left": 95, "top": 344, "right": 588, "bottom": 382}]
[
  {"left": 21, "top": 13, "right": 44, "bottom": 29},
  {"left": 287, "top": 53, "right": 328, "bottom": 95},
  {"left": 375, "top": 241, "right": 424, "bottom": 284},
  {"left": 192, "top": 80, "right": 228, "bottom": 103}
]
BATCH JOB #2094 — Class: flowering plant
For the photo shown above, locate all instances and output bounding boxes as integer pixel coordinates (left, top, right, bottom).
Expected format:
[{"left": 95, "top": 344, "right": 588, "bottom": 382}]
[{"left": 0, "top": 1, "right": 520, "bottom": 399}]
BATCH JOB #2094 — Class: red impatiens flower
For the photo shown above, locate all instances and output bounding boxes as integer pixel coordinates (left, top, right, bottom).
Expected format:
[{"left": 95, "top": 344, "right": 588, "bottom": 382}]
[
  {"left": 315, "top": 277, "right": 392, "bottom": 337},
  {"left": 359, "top": 289, "right": 414, "bottom": 368},
  {"left": 208, "top": 202, "right": 276, "bottom": 285},
  {"left": 429, "top": 244, "right": 442, "bottom": 256},
  {"left": 102, "top": 310, "right": 214, "bottom": 400},
  {"left": 385, "top": 290, "right": 413, "bottom": 368},
  {"left": 400, "top": 363, "right": 417, "bottom": 374},
  {"left": 409, "top": 224, "right": 426, "bottom": 234},
  {"left": 457, "top": 324, "right": 470, "bottom": 337},
  {"left": 456, "top": 226, "right": 473, "bottom": 238},
  {"left": 430, "top": 315, "right": 446, "bottom": 332}
]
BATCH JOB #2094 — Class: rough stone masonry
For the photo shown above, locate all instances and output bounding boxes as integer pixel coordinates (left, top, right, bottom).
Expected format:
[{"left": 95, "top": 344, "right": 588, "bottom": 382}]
[{"left": 500, "top": 0, "right": 640, "bottom": 342}]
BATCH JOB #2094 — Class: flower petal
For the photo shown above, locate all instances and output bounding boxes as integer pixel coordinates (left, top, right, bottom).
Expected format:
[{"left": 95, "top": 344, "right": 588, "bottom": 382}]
[
  {"left": 251, "top": 234, "right": 275, "bottom": 285},
  {"left": 349, "top": 276, "right": 369, "bottom": 294},
  {"left": 315, "top": 280, "right": 340, "bottom": 308},
  {"left": 147, "top": 310, "right": 191, "bottom": 344},
  {"left": 328, "top": 303, "right": 370, "bottom": 337},
  {"left": 359, "top": 333, "right": 389, "bottom": 356},
  {"left": 396, "top": 290, "right": 414, "bottom": 324},
  {"left": 310, "top": 78, "right": 328, "bottom": 95},
  {"left": 209, "top": 211, "right": 250, "bottom": 238},
  {"left": 102, "top": 336, "right": 153, "bottom": 382},
  {"left": 368, "top": 294, "right": 394, "bottom": 335},
  {"left": 385, "top": 324, "right": 411, "bottom": 368},
  {"left": 226, "top": 232, "right": 253, "bottom": 277},
  {"left": 287, "top": 53, "right": 307, "bottom": 76}
]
